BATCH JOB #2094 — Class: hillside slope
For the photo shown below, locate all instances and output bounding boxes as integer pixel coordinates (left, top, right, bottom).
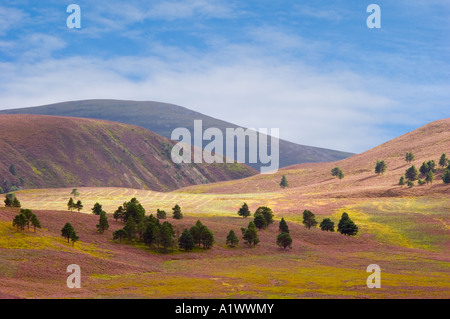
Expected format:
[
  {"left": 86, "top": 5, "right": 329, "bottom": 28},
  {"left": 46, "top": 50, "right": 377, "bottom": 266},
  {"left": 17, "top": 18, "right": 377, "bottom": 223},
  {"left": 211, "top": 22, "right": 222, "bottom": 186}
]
[
  {"left": 0, "top": 115, "right": 256, "bottom": 192},
  {"left": 178, "top": 118, "right": 450, "bottom": 196},
  {"left": 0, "top": 100, "right": 354, "bottom": 170}
]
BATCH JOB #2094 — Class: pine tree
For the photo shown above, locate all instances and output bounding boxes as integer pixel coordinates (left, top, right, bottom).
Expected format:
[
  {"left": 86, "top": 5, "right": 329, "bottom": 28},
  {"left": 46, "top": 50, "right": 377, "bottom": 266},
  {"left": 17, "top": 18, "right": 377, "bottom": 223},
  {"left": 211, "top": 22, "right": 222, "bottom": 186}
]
[
  {"left": 238, "top": 203, "right": 251, "bottom": 218},
  {"left": 30, "top": 214, "right": 41, "bottom": 232},
  {"left": 96, "top": 211, "right": 109, "bottom": 234},
  {"left": 302, "top": 210, "right": 318, "bottom": 229},
  {"left": 12, "top": 213, "right": 27, "bottom": 231},
  {"left": 276, "top": 232, "right": 292, "bottom": 249},
  {"left": 405, "top": 165, "right": 419, "bottom": 181},
  {"left": 399, "top": 176, "right": 405, "bottom": 186},
  {"left": 226, "top": 230, "right": 239, "bottom": 248},
  {"left": 20, "top": 209, "right": 33, "bottom": 229},
  {"left": 172, "top": 204, "right": 183, "bottom": 220},
  {"left": 442, "top": 169, "right": 450, "bottom": 184},
  {"left": 337, "top": 213, "right": 358, "bottom": 236},
  {"left": 160, "top": 221, "right": 174, "bottom": 251},
  {"left": 405, "top": 152, "right": 415, "bottom": 163},
  {"left": 279, "top": 218, "right": 289, "bottom": 233},
  {"left": 67, "top": 198, "right": 75, "bottom": 211},
  {"left": 425, "top": 171, "right": 434, "bottom": 185},
  {"left": 70, "top": 231, "right": 79, "bottom": 246},
  {"left": 190, "top": 220, "right": 204, "bottom": 247},
  {"left": 280, "top": 175, "right": 289, "bottom": 188},
  {"left": 253, "top": 213, "right": 267, "bottom": 230},
  {"left": 337, "top": 169, "right": 345, "bottom": 180},
  {"left": 113, "top": 206, "right": 124, "bottom": 222},
  {"left": 156, "top": 209, "right": 167, "bottom": 219},
  {"left": 113, "top": 229, "right": 127, "bottom": 242},
  {"left": 61, "top": 223, "right": 75, "bottom": 243},
  {"left": 178, "top": 229, "right": 195, "bottom": 251},
  {"left": 375, "top": 160, "right": 387, "bottom": 175},
  {"left": 92, "top": 202, "right": 103, "bottom": 215},
  {"left": 255, "top": 206, "right": 274, "bottom": 226},
  {"left": 241, "top": 221, "right": 259, "bottom": 247},
  {"left": 124, "top": 217, "right": 137, "bottom": 241},
  {"left": 320, "top": 218, "right": 335, "bottom": 232},
  {"left": 12, "top": 197, "right": 21, "bottom": 208},
  {"left": 74, "top": 200, "right": 83, "bottom": 212},
  {"left": 4, "top": 194, "right": 13, "bottom": 207},
  {"left": 439, "top": 153, "right": 448, "bottom": 168}
]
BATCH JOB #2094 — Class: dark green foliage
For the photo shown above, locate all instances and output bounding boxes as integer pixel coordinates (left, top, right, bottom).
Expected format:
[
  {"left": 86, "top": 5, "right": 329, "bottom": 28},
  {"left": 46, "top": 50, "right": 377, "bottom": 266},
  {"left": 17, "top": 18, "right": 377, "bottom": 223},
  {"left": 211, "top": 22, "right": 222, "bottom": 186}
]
[
  {"left": 442, "top": 169, "right": 450, "bottom": 184},
  {"left": 92, "top": 202, "right": 103, "bottom": 215},
  {"left": 331, "top": 167, "right": 340, "bottom": 177},
  {"left": 96, "top": 211, "right": 109, "bottom": 234},
  {"left": 124, "top": 217, "right": 137, "bottom": 241},
  {"left": 407, "top": 180, "right": 414, "bottom": 188},
  {"left": 0, "top": 187, "right": 3, "bottom": 194},
  {"left": 156, "top": 209, "right": 167, "bottom": 219},
  {"left": 238, "top": 203, "right": 251, "bottom": 218},
  {"left": 405, "top": 152, "right": 415, "bottom": 163},
  {"left": 241, "top": 221, "right": 259, "bottom": 247},
  {"left": 320, "top": 218, "right": 335, "bottom": 232},
  {"left": 9, "top": 165, "right": 16, "bottom": 176},
  {"left": 70, "top": 188, "right": 80, "bottom": 197},
  {"left": 302, "top": 210, "right": 318, "bottom": 229},
  {"left": 420, "top": 161, "right": 436, "bottom": 175},
  {"left": 12, "top": 213, "right": 27, "bottom": 231},
  {"left": 279, "top": 218, "right": 289, "bottom": 233},
  {"left": 112, "top": 229, "right": 127, "bottom": 242},
  {"left": 439, "top": 153, "right": 448, "bottom": 168},
  {"left": 123, "top": 198, "right": 146, "bottom": 223},
  {"left": 337, "top": 213, "right": 358, "bottom": 236},
  {"left": 113, "top": 206, "right": 124, "bottom": 222},
  {"left": 226, "top": 230, "right": 239, "bottom": 248},
  {"left": 276, "top": 232, "right": 292, "bottom": 249},
  {"left": 399, "top": 176, "right": 405, "bottom": 186},
  {"left": 5, "top": 193, "right": 21, "bottom": 208},
  {"left": 160, "top": 221, "right": 175, "bottom": 251},
  {"left": 67, "top": 198, "right": 75, "bottom": 211},
  {"left": 331, "top": 167, "right": 344, "bottom": 179},
  {"left": 143, "top": 217, "right": 161, "bottom": 248},
  {"left": 178, "top": 229, "right": 195, "bottom": 251},
  {"left": 172, "top": 204, "right": 183, "bottom": 220},
  {"left": 30, "top": 214, "right": 41, "bottom": 232},
  {"left": 74, "top": 200, "right": 83, "bottom": 212},
  {"left": 254, "top": 206, "right": 274, "bottom": 226},
  {"left": 20, "top": 209, "right": 34, "bottom": 229},
  {"left": 70, "top": 231, "right": 79, "bottom": 246},
  {"left": 405, "top": 165, "right": 419, "bottom": 181},
  {"left": 418, "top": 179, "right": 426, "bottom": 186},
  {"left": 280, "top": 175, "right": 289, "bottom": 188},
  {"left": 253, "top": 213, "right": 267, "bottom": 230},
  {"left": 190, "top": 220, "right": 204, "bottom": 247},
  {"left": 12, "top": 197, "right": 21, "bottom": 208},
  {"left": 189, "top": 220, "right": 214, "bottom": 249},
  {"left": 4, "top": 194, "right": 12, "bottom": 207},
  {"left": 61, "top": 223, "right": 75, "bottom": 243},
  {"left": 375, "top": 160, "right": 387, "bottom": 175},
  {"left": 425, "top": 171, "right": 434, "bottom": 185}
]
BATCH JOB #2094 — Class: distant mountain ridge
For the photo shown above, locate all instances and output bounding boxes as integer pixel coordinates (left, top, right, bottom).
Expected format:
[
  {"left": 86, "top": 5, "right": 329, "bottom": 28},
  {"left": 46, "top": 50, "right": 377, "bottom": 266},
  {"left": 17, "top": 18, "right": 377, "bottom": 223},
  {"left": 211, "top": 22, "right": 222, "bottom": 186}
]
[
  {"left": 0, "top": 115, "right": 256, "bottom": 192},
  {"left": 0, "top": 100, "right": 354, "bottom": 170}
]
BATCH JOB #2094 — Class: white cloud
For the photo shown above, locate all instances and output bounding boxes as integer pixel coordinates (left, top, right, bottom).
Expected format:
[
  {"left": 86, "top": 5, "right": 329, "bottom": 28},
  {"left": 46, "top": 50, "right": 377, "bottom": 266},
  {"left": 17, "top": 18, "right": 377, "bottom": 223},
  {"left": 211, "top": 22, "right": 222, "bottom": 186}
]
[
  {"left": 0, "top": 6, "right": 27, "bottom": 36},
  {"left": 1, "top": 39, "right": 443, "bottom": 153}
]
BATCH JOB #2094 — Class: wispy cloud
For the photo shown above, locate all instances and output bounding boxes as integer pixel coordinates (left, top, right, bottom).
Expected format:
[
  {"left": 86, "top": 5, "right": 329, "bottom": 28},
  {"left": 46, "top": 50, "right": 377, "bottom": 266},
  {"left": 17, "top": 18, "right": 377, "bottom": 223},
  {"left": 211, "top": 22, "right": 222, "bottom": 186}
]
[{"left": 0, "top": 6, "right": 28, "bottom": 36}]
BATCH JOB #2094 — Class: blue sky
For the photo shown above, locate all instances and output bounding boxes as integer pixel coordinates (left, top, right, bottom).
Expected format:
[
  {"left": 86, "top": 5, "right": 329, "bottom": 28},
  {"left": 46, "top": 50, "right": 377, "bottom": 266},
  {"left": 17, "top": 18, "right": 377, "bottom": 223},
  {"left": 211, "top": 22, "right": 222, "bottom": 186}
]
[{"left": 0, "top": 0, "right": 449, "bottom": 153}]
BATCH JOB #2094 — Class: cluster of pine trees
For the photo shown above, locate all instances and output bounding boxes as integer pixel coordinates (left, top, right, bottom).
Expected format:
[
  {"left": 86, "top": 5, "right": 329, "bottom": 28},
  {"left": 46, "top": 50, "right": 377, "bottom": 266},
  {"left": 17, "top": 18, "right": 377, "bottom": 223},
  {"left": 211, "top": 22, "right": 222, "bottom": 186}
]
[
  {"left": 12, "top": 208, "right": 41, "bottom": 232},
  {"left": 399, "top": 152, "right": 450, "bottom": 187},
  {"left": 4, "top": 193, "right": 21, "bottom": 207}
]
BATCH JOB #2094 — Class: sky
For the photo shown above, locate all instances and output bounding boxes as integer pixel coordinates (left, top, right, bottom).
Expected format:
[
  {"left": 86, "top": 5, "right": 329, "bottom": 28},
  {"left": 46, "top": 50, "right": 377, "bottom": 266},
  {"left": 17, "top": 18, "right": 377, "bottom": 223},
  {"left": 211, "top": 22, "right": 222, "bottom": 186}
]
[{"left": 0, "top": 0, "right": 449, "bottom": 153}]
